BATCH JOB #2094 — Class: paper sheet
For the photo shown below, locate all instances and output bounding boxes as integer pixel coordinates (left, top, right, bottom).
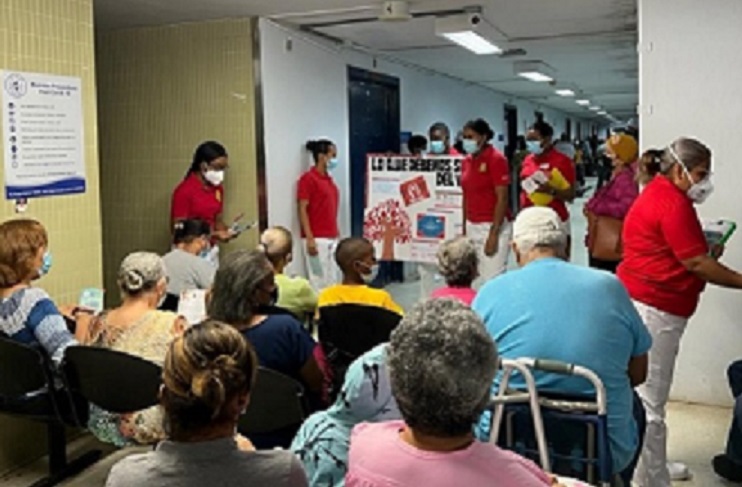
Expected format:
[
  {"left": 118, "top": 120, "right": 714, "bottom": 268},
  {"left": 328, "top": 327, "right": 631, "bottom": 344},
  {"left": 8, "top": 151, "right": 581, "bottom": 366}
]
[{"left": 178, "top": 289, "right": 208, "bottom": 325}]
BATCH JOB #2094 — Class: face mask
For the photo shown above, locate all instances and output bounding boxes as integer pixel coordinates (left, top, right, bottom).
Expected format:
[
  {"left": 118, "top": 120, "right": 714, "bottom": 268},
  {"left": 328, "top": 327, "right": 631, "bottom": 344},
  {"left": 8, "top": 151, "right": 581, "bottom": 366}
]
[
  {"left": 198, "top": 240, "right": 211, "bottom": 259},
  {"left": 672, "top": 147, "right": 714, "bottom": 204},
  {"left": 526, "top": 140, "right": 543, "bottom": 155},
  {"left": 462, "top": 139, "right": 479, "bottom": 155},
  {"left": 430, "top": 140, "right": 445, "bottom": 154},
  {"left": 38, "top": 251, "right": 52, "bottom": 277},
  {"left": 357, "top": 262, "right": 379, "bottom": 285},
  {"left": 327, "top": 158, "right": 339, "bottom": 171},
  {"left": 204, "top": 169, "right": 224, "bottom": 186}
]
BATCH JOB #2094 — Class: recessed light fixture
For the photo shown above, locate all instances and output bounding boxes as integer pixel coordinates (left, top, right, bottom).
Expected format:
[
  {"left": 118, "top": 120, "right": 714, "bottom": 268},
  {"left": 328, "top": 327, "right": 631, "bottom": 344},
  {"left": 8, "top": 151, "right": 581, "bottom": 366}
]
[
  {"left": 514, "top": 61, "right": 555, "bottom": 83},
  {"left": 555, "top": 89, "right": 575, "bottom": 97},
  {"left": 435, "top": 14, "right": 504, "bottom": 55},
  {"left": 576, "top": 99, "right": 590, "bottom": 106},
  {"left": 597, "top": 110, "right": 607, "bottom": 115},
  {"left": 589, "top": 106, "right": 601, "bottom": 111}
]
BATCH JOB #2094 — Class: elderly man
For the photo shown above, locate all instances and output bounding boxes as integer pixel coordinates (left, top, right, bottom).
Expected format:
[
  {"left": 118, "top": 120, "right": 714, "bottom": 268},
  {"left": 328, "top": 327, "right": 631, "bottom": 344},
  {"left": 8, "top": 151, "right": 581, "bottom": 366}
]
[{"left": 472, "top": 207, "right": 652, "bottom": 484}]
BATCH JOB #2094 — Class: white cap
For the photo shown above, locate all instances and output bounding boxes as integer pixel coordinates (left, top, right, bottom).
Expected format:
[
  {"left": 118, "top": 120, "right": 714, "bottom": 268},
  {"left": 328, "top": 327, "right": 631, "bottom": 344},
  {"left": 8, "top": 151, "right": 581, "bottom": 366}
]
[{"left": 512, "top": 207, "right": 567, "bottom": 252}]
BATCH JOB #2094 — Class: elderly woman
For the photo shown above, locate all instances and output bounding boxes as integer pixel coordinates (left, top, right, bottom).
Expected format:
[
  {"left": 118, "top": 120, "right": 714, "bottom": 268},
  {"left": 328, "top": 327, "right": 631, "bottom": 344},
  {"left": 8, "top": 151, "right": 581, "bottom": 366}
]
[
  {"left": 80, "top": 252, "right": 186, "bottom": 446},
  {"left": 106, "top": 321, "right": 308, "bottom": 487},
  {"left": 208, "top": 250, "right": 323, "bottom": 400},
  {"left": 0, "top": 219, "right": 76, "bottom": 362},
  {"left": 431, "top": 237, "right": 479, "bottom": 305},
  {"left": 346, "top": 299, "right": 553, "bottom": 486}
]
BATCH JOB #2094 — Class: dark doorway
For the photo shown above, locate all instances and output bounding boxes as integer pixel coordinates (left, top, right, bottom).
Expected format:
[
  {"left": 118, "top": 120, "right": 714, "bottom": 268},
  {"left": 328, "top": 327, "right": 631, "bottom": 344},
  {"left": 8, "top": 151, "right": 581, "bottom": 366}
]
[
  {"left": 347, "top": 66, "right": 401, "bottom": 237},
  {"left": 576, "top": 122, "right": 582, "bottom": 140},
  {"left": 566, "top": 119, "right": 572, "bottom": 139},
  {"left": 503, "top": 105, "right": 519, "bottom": 213}
]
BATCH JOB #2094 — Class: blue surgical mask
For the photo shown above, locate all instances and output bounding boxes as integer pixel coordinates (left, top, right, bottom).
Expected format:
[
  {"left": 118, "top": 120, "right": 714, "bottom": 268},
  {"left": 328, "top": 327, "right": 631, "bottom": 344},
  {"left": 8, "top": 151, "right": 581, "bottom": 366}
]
[
  {"left": 327, "top": 158, "right": 339, "bottom": 171},
  {"left": 526, "top": 140, "right": 543, "bottom": 155},
  {"left": 462, "top": 139, "right": 479, "bottom": 155},
  {"left": 39, "top": 251, "right": 52, "bottom": 277},
  {"left": 430, "top": 140, "right": 445, "bottom": 154}
]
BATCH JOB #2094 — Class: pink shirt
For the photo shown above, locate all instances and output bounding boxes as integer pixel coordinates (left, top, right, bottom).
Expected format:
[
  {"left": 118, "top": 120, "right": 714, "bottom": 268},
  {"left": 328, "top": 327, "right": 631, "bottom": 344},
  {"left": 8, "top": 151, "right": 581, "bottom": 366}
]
[
  {"left": 346, "top": 421, "right": 552, "bottom": 487},
  {"left": 431, "top": 286, "right": 477, "bottom": 306}
]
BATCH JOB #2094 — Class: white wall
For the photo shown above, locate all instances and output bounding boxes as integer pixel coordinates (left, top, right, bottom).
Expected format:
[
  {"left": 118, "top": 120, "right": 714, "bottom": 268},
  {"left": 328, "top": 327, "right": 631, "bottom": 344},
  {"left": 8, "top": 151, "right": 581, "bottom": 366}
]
[
  {"left": 260, "top": 19, "right": 590, "bottom": 276},
  {"left": 640, "top": 0, "right": 742, "bottom": 406}
]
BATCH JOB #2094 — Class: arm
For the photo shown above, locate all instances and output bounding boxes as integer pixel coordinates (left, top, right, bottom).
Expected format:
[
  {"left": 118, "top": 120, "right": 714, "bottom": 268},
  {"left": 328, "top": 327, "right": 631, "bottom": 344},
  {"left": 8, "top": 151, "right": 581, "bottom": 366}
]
[
  {"left": 681, "top": 255, "right": 742, "bottom": 288},
  {"left": 298, "top": 200, "right": 316, "bottom": 249},
  {"left": 628, "top": 354, "right": 648, "bottom": 387},
  {"left": 551, "top": 183, "right": 576, "bottom": 203},
  {"left": 492, "top": 185, "right": 509, "bottom": 229}
]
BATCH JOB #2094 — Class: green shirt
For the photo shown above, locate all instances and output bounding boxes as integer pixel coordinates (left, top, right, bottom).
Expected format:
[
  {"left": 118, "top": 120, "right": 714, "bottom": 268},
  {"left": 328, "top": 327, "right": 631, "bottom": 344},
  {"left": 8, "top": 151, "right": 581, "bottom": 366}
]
[{"left": 276, "top": 274, "right": 318, "bottom": 319}]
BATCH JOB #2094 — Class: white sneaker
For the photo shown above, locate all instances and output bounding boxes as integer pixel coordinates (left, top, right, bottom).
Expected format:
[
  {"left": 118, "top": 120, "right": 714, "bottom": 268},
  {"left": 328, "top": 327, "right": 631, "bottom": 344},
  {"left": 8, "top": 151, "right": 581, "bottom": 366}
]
[{"left": 668, "top": 461, "right": 692, "bottom": 481}]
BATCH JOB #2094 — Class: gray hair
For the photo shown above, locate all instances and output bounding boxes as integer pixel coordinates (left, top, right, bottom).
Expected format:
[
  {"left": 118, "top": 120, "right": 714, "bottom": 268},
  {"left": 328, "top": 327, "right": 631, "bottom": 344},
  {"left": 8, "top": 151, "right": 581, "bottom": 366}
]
[
  {"left": 512, "top": 207, "right": 567, "bottom": 255},
  {"left": 118, "top": 252, "right": 166, "bottom": 296},
  {"left": 661, "top": 137, "right": 712, "bottom": 174},
  {"left": 388, "top": 299, "right": 498, "bottom": 437},
  {"left": 208, "top": 250, "right": 272, "bottom": 325},
  {"left": 436, "top": 237, "right": 478, "bottom": 287}
]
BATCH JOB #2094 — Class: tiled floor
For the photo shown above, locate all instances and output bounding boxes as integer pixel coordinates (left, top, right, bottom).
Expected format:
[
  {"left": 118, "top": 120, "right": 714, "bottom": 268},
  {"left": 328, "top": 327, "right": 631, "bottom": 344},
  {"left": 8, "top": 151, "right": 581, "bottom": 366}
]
[{"left": 0, "top": 181, "right": 734, "bottom": 486}]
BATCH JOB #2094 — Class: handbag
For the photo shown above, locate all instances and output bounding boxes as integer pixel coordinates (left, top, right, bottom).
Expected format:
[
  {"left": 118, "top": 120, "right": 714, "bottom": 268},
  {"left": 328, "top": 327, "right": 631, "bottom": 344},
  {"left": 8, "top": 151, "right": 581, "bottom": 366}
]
[{"left": 586, "top": 211, "right": 624, "bottom": 261}]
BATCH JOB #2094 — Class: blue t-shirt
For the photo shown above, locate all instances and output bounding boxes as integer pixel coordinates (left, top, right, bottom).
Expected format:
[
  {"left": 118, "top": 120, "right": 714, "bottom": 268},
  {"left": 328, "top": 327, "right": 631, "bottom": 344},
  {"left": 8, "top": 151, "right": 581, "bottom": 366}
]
[
  {"left": 472, "top": 258, "right": 652, "bottom": 473},
  {"left": 242, "top": 314, "right": 316, "bottom": 384}
]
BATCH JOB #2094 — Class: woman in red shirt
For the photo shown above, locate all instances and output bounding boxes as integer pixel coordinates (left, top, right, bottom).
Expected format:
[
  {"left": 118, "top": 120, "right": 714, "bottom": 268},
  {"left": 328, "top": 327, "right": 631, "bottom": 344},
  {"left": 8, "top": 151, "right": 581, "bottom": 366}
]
[
  {"left": 460, "top": 119, "right": 511, "bottom": 289},
  {"left": 297, "top": 139, "right": 340, "bottom": 292},
  {"left": 618, "top": 137, "right": 742, "bottom": 487}
]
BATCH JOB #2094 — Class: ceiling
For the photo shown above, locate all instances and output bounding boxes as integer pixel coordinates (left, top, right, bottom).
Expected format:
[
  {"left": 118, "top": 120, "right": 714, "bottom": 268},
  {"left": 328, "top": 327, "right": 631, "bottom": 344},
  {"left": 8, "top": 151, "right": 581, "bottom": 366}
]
[{"left": 94, "top": 0, "right": 638, "bottom": 121}]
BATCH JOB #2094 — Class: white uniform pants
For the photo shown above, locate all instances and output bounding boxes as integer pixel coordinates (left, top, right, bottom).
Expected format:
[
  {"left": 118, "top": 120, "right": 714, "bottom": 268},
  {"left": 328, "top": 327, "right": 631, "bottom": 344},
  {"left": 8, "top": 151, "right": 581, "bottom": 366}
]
[
  {"left": 303, "top": 238, "right": 339, "bottom": 293},
  {"left": 632, "top": 300, "right": 689, "bottom": 487},
  {"left": 467, "top": 221, "right": 513, "bottom": 290}
]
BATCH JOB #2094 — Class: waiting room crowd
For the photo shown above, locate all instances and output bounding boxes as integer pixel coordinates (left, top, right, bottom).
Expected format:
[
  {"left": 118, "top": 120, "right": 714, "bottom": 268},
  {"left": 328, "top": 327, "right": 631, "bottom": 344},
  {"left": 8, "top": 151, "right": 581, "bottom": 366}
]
[{"left": 4, "top": 118, "right": 742, "bottom": 487}]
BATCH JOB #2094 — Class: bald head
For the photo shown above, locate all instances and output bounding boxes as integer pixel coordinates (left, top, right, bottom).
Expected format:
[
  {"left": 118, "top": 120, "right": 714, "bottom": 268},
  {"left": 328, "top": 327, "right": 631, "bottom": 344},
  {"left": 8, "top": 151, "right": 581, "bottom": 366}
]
[
  {"left": 259, "top": 226, "right": 293, "bottom": 268},
  {"left": 335, "top": 237, "right": 374, "bottom": 274}
]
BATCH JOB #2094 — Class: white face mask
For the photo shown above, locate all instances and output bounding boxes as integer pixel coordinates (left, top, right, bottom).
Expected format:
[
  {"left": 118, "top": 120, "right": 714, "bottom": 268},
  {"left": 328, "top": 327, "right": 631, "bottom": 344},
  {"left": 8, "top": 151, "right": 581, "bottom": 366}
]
[
  {"left": 204, "top": 169, "right": 225, "bottom": 186},
  {"left": 671, "top": 146, "right": 714, "bottom": 204},
  {"left": 357, "top": 262, "right": 379, "bottom": 284}
]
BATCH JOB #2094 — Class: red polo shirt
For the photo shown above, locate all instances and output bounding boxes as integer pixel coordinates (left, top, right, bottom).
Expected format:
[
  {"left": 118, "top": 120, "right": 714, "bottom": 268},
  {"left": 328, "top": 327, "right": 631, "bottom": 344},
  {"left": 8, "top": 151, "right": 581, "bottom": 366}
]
[
  {"left": 297, "top": 167, "right": 339, "bottom": 239},
  {"left": 520, "top": 147, "right": 576, "bottom": 221},
  {"left": 171, "top": 172, "right": 224, "bottom": 229},
  {"left": 617, "top": 177, "right": 708, "bottom": 318},
  {"left": 461, "top": 144, "right": 510, "bottom": 224}
]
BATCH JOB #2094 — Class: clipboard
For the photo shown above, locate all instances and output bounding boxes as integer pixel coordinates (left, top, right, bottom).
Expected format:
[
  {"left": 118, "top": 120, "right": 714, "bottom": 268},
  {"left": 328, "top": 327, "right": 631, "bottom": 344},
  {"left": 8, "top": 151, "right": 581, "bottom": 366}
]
[{"left": 703, "top": 219, "right": 737, "bottom": 248}]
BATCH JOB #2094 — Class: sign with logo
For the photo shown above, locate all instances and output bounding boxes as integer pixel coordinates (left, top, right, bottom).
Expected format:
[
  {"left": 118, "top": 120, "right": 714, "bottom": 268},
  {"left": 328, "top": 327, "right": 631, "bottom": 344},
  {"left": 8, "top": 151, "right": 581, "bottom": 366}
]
[
  {"left": 364, "top": 154, "right": 464, "bottom": 263},
  {"left": 2, "top": 70, "right": 85, "bottom": 199}
]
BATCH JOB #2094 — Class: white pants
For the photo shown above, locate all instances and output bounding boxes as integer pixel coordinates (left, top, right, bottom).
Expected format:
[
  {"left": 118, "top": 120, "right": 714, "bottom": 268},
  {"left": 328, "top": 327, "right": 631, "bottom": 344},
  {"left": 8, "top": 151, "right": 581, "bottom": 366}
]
[
  {"left": 632, "top": 300, "right": 689, "bottom": 487},
  {"left": 303, "top": 238, "right": 339, "bottom": 293},
  {"left": 418, "top": 263, "right": 444, "bottom": 299},
  {"left": 467, "top": 221, "right": 513, "bottom": 290}
]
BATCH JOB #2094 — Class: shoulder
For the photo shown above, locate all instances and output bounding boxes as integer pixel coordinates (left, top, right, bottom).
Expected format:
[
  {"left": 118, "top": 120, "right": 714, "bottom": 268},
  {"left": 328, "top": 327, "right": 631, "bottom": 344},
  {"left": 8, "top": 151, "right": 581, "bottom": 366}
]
[
  {"left": 173, "top": 174, "right": 196, "bottom": 194},
  {"left": 106, "top": 452, "right": 154, "bottom": 484},
  {"left": 24, "top": 288, "right": 59, "bottom": 317},
  {"left": 265, "top": 313, "right": 304, "bottom": 330},
  {"left": 297, "top": 170, "right": 314, "bottom": 184},
  {"left": 484, "top": 145, "right": 507, "bottom": 162}
]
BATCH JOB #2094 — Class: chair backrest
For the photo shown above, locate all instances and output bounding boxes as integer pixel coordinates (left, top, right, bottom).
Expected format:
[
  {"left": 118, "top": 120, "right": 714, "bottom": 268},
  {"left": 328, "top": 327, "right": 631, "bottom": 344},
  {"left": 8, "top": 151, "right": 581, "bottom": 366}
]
[
  {"left": 159, "top": 293, "right": 180, "bottom": 312},
  {"left": 238, "top": 367, "right": 306, "bottom": 435},
  {"left": 62, "top": 346, "right": 162, "bottom": 413},
  {"left": 0, "top": 336, "right": 51, "bottom": 397}
]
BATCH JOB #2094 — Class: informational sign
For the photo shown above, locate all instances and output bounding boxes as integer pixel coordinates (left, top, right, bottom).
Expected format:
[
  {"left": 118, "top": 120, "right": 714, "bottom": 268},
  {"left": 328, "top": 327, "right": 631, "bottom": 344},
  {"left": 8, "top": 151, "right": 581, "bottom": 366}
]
[
  {"left": 2, "top": 70, "right": 85, "bottom": 199},
  {"left": 364, "top": 154, "right": 464, "bottom": 264}
]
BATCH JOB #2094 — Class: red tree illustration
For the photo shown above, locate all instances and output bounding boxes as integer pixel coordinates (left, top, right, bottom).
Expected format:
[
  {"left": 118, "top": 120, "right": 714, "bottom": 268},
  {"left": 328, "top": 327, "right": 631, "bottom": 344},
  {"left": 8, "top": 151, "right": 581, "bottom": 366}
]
[{"left": 364, "top": 199, "right": 413, "bottom": 260}]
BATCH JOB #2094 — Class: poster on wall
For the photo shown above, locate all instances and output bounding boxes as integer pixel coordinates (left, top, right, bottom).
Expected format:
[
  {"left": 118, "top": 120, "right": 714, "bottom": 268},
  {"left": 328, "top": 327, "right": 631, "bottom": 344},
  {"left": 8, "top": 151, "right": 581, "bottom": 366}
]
[
  {"left": 1, "top": 70, "right": 85, "bottom": 200},
  {"left": 363, "top": 154, "right": 464, "bottom": 264}
]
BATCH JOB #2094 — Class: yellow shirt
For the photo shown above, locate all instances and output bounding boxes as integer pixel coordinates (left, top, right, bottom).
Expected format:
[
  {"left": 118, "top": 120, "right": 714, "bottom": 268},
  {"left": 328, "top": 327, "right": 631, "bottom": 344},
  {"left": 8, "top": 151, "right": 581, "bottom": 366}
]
[
  {"left": 318, "top": 284, "right": 404, "bottom": 316},
  {"left": 275, "top": 274, "right": 318, "bottom": 319}
]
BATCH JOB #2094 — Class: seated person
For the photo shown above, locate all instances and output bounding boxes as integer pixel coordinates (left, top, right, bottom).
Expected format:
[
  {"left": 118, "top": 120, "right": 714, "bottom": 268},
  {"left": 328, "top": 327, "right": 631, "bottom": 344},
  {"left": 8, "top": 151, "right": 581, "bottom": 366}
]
[
  {"left": 472, "top": 207, "right": 652, "bottom": 484},
  {"left": 346, "top": 299, "right": 553, "bottom": 487},
  {"left": 0, "top": 219, "right": 76, "bottom": 362},
  {"left": 207, "top": 249, "right": 323, "bottom": 400},
  {"left": 259, "top": 226, "right": 317, "bottom": 319},
  {"left": 105, "top": 321, "right": 308, "bottom": 487},
  {"left": 318, "top": 237, "right": 402, "bottom": 315},
  {"left": 162, "top": 219, "right": 216, "bottom": 297},
  {"left": 713, "top": 359, "right": 742, "bottom": 482},
  {"left": 431, "top": 236, "right": 479, "bottom": 305},
  {"left": 291, "top": 344, "right": 400, "bottom": 487},
  {"left": 80, "top": 252, "right": 186, "bottom": 446}
]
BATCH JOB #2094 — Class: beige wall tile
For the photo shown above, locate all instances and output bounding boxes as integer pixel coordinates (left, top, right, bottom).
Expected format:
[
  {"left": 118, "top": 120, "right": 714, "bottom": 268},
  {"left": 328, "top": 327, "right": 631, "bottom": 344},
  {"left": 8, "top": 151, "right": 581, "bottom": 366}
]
[
  {"left": 0, "top": 0, "right": 102, "bottom": 474},
  {"left": 97, "top": 19, "right": 258, "bottom": 304}
]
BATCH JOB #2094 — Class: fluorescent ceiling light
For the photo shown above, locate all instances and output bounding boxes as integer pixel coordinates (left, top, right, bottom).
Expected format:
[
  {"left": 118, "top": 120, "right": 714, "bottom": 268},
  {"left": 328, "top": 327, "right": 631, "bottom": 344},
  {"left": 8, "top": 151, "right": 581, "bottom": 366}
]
[
  {"left": 576, "top": 99, "right": 590, "bottom": 106},
  {"left": 435, "top": 14, "right": 504, "bottom": 55},
  {"left": 441, "top": 31, "right": 501, "bottom": 55},
  {"left": 555, "top": 89, "right": 575, "bottom": 97},
  {"left": 589, "top": 106, "right": 601, "bottom": 111},
  {"left": 514, "top": 61, "right": 555, "bottom": 83},
  {"left": 597, "top": 110, "right": 607, "bottom": 115}
]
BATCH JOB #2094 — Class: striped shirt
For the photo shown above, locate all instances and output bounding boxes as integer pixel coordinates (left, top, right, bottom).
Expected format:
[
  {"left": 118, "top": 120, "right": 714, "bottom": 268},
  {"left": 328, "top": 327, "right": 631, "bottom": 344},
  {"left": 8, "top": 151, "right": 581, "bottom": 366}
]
[{"left": 0, "top": 287, "right": 76, "bottom": 361}]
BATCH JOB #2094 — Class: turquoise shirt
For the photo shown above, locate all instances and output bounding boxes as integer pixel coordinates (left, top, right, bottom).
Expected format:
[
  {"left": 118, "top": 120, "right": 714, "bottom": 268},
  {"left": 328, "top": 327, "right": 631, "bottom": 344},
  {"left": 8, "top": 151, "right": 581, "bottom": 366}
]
[{"left": 473, "top": 258, "right": 652, "bottom": 473}]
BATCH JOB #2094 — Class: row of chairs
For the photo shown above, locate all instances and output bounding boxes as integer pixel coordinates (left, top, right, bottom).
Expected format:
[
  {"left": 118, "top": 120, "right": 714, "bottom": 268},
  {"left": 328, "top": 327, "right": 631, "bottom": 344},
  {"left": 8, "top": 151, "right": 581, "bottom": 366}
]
[{"left": 0, "top": 336, "right": 309, "bottom": 486}]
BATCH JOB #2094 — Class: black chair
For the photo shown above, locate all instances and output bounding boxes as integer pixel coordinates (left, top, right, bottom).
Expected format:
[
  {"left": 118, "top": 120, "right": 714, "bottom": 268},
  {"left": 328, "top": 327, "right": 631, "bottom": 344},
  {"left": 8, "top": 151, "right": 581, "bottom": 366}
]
[
  {"left": 0, "top": 337, "right": 101, "bottom": 487},
  {"left": 158, "top": 293, "right": 180, "bottom": 313},
  {"left": 61, "top": 346, "right": 162, "bottom": 414},
  {"left": 238, "top": 367, "right": 307, "bottom": 449},
  {"left": 317, "top": 304, "right": 402, "bottom": 402}
]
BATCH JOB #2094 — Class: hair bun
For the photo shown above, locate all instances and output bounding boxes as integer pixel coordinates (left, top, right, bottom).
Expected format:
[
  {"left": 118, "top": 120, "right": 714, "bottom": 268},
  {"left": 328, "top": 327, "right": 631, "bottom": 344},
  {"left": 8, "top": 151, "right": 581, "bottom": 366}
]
[
  {"left": 123, "top": 269, "right": 144, "bottom": 292},
  {"left": 191, "top": 369, "right": 226, "bottom": 417},
  {"left": 305, "top": 140, "right": 317, "bottom": 152}
]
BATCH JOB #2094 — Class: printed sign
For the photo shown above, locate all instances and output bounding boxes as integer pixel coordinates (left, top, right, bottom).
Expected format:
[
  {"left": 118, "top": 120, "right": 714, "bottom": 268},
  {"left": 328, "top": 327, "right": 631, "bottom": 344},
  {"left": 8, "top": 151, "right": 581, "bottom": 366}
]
[
  {"left": 2, "top": 70, "right": 85, "bottom": 199},
  {"left": 364, "top": 155, "right": 464, "bottom": 264}
]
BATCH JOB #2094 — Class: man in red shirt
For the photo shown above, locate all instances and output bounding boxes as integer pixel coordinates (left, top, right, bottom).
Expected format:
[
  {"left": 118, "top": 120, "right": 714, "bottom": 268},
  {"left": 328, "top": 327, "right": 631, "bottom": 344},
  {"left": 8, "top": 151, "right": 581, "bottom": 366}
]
[{"left": 520, "top": 121, "right": 576, "bottom": 224}]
